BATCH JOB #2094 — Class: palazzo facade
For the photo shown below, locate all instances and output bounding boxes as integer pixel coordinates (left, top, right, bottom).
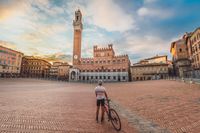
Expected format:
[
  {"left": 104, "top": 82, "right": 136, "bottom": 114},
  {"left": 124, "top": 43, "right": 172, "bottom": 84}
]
[{"left": 69, "top": 10, "right": 130, "bottom": 82}]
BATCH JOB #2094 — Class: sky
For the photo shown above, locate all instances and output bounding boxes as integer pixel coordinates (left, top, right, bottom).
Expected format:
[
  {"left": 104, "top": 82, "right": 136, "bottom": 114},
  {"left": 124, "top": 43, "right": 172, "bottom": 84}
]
[{"left": 0, "top": 0, "right": 200, "bottom": 64}]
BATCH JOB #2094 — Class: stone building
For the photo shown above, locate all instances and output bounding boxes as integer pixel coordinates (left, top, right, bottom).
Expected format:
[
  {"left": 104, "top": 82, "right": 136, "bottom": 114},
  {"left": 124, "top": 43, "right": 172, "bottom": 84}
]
[
  {"left": 50, "top": 62, "right": 71, "bottom": 80},
  {"left": 130, "top": 55, "right": 169, "bottom": 81},
  {"left": 170, "top": 34, "right": 191, "bottom": 77},
  {"left": 21, "top": 56, "right": 51, "bottom": 78},
  {"left": 69, "top": 10, "right": 130, "bottom": 82},
  {"left": 58, "top": 63, "right": 71, "bottom": 81},
  {"left": 184, "top": 27, "right": 200, "bottom": 78},
  {"left": 187, "top": 28, "right": 200, "bottom": 69},
  {"left": 49, "top": 62, "right": 63, "bottom": 79},
  {"left": 0, "top": 45, "right": 23, "bottom": 77}
]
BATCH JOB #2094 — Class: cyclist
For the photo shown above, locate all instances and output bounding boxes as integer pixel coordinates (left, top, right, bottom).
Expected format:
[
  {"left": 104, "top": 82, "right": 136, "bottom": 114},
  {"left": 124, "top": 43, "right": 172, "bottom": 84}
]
[{"left": 95, "top": 80, "right": 108, "bottom": 123}]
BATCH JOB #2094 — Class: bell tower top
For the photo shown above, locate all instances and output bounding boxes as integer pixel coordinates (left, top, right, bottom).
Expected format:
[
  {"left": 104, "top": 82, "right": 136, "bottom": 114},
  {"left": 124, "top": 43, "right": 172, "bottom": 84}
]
[{"left": 73, "top": 9, "right": 83, "bottom": 30}]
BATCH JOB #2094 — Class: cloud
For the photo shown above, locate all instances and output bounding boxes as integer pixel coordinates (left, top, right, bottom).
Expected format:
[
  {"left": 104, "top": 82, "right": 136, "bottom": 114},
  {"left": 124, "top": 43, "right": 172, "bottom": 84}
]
[
  {"left": 86, "top": 0, "right": 135, "bottom": 32},
  {"left": 115, "top": 33, "right": 171, "bottom": 63},
  {"left": 41, "top": 53, "right": 72, "bottom": 64},
  {"left": 67, "top": 0, "right": 135, "bottom": 32},
  {"left": 137, "top": 7, "right": 173, "bottom": 19},
  {"left": 144, "top": 0, "right": 158, "bottom": 4},
  {"left": 0, "top": 40, "right": 17, "bottom": 50}
]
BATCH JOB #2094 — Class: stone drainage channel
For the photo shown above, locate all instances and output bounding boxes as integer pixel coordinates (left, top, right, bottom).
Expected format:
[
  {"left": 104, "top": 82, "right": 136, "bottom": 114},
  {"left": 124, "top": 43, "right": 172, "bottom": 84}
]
[{"left": 110, "top": 101, "right": 170, "bottom": 133}]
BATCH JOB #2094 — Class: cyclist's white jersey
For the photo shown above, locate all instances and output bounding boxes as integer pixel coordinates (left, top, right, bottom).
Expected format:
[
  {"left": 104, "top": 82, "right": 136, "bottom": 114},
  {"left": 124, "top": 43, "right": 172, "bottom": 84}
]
[{"left": 95, "top": 86, "right": 106, "bottom": 100}]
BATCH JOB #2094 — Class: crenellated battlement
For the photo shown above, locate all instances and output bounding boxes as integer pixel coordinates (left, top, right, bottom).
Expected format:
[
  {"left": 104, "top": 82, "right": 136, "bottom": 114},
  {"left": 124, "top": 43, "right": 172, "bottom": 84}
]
[{"left": 93, "top": 44, "right": 114, "bottom": 52}]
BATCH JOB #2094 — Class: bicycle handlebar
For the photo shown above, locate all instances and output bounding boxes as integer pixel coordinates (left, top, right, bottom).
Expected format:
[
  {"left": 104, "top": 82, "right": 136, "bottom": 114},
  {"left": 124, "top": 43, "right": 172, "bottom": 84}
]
[{"left": 105, "top": 98, "right": 111, "bottom": 102}]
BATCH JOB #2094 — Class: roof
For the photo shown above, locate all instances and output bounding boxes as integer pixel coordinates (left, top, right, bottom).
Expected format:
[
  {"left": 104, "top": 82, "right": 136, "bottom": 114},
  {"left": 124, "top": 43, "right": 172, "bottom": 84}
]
[
  {"left": 191, "top": 27, "right": 200, "bottom": 36},
  {"left": 143, "top": 55, "right": 167, "bottom": 61},
  {"left": 131, "top": 63, "right": 168, "bottom": 67},
  {"left": 23, "top": 56, "right": 51, "bottom": 65},
  {"left": 0, "top": 45, "right": 24, "bottom": 55}
]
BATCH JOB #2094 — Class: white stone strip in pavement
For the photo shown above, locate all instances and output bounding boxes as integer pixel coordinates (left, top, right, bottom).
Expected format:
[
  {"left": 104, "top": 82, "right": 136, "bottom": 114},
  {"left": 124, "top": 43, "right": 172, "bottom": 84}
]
[{"left": 110, "top": 100, "right": 170, "bottom": 133}]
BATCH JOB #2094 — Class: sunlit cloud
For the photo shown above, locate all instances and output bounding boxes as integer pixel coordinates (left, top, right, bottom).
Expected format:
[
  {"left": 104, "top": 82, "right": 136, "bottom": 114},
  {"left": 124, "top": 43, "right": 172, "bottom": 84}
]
[
  {"left": 137, "top": 7, "right": 173, "bottom": 19},
  {"left": 0, "top": 0, "right": 200, "bottom": 64}
]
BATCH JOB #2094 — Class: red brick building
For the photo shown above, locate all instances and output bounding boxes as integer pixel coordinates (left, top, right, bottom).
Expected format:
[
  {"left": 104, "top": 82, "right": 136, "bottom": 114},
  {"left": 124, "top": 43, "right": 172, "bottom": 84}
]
[
  {"left": 0, "top": 45, "right": 23, "bottom": 77},
  {"left": 69, "top": 10, "right": 130, "bottom": 82}
]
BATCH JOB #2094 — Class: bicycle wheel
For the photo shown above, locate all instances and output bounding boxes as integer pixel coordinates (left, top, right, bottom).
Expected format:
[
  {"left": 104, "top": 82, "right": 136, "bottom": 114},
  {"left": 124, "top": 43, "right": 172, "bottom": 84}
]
[{"left": 109, "top": 108, "right": 121, "bottom": 131}]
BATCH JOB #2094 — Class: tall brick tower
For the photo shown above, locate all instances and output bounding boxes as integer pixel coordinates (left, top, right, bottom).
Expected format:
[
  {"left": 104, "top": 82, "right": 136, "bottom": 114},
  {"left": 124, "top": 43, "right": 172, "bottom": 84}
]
[{"left": 73, "top": 9, "right": 83, "bottom": 66}]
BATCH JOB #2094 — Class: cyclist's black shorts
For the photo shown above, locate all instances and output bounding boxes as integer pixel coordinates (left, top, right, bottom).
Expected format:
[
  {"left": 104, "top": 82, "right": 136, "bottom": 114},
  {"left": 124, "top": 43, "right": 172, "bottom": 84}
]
[{"left": 97, "top": 99, "right": 105, "bottom": 106}]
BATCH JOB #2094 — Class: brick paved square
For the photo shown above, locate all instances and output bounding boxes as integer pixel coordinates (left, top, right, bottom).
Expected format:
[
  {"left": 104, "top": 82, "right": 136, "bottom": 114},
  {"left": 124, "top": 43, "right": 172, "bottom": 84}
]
[
  {"left": 0, "top": 78, "right": 136, "bottom": 133},
  {"left": 1, "top": 79, "right": 200, "bottom": 133},
  {"left": 103, "top": 80, "right": 200, "bottom": 133}
]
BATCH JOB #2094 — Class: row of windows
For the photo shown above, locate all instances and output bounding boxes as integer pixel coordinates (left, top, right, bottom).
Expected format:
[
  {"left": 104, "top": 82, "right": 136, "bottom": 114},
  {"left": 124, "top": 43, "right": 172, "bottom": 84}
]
[
  {"left": 1, "top": 66, "right": 19, "bottom": 70},
  {"left": 132, "top": 67, "right": 168, "bottom": 71},
  {"left": 80, "top": 69, "right": 126, "bottom": 72},
  {"left": 80, "top": 76, "right": 126, "bottom": 80},
  {"left": 133, "top": 75, "right": 166, "bottom": 80},
  {"left": 22, "top": 70, "right": 43, "bottom": 73},
  {"left": 81, "top": 59, "right": 126, "bottom": 64},
  {"left": 95, "top": 53, "right": 111, "bottom": 57},
  {"left": 0, "top": 60, "right": 15, "bottom": 65},
  {"left": 31, "top": 62, "right": 42, "bottom": 65},
  {"left": 23, "top": 67, "right": 42, "bottom": 70},
  {"left": 0, "top": 50, "right": 17, "bottom": 56},
  {"left": 191, "top": 43, "right": 200, "bottom": 53},
  {"left": 191, "top": 32, "right": 200, "bottom": 45},
  {"left": 0, "top": 56, "right": 16, "bottom": 60},
  {"left": 193, "top": 54, "right": 199, "bottom": 63}
]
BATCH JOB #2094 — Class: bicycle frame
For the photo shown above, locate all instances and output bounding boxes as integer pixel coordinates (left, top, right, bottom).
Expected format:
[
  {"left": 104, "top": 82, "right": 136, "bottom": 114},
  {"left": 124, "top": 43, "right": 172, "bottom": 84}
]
[
  {"left": 104, "top": 99, "right": 111, "bottom": 119},
  {"left": 103, "top": 99, "right": 122, "bottom": 131}
]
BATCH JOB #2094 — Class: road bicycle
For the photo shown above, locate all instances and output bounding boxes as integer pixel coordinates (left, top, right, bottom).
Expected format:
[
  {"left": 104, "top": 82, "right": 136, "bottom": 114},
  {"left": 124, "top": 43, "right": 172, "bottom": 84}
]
[{"left": 104, "top": 99, "right": 121, "bottom": 131}]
